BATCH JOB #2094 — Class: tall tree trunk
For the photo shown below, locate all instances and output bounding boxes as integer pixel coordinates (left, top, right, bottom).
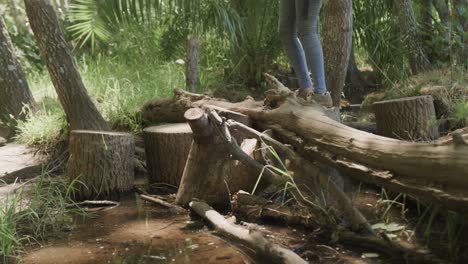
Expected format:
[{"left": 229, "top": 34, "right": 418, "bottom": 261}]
[
  {"left": 0, "top": 16, "right": 35, "bottom": 126},
  {"left": 24, "top": 0, "right": 109, "bottom": 131},
  {"left": 420, "top": 0, "right": 433, "bottom": 51},
  {"left": 453, "top": 0, "right": 468, "bottom": 64},
  {"left": 394, "top": 0, "right": 432, "bottom": 74},
  {"left": 433, "top": 0, "right": 451, "bottom": 53},
  {"left": 323, "top": 0, "right": 353, "bottom": 107},
  {"left": 344, "top": 45, "right": 371, "bottom": 103}
]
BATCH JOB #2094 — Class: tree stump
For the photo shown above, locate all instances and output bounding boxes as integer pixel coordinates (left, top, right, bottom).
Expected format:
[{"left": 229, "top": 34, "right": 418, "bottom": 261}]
[
  {"left": 175, "top": 108, "right": 231, "bottom": 211},
  {"left": 68, "top": 130, "right": 135, "bottom": 200},
  {"left": 143, "top": 123, "right": 193, "bottom": 186},
  {"left": 373, "top": 95, "right": 439, "bottom": 140}
]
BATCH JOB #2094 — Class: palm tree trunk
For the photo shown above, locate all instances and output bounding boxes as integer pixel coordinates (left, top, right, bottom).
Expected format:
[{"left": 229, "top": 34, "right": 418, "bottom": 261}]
[
  {"left": 394, "top": 0, "right": 432, "bottom": 74},
  {"left": 0, "top": 16, "right": 35, "bottom": 126},
  {"left": 323, "top": 0, "right": 353, "bottom": 107}
]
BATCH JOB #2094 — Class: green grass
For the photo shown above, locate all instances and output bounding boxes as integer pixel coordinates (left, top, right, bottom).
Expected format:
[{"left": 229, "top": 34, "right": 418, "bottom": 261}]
[
  {"left": 0, "top": 171, "right": 87, "bottom": 263},
  {"left": 15, "top": 24, "right": 231, "bottom": 147}
]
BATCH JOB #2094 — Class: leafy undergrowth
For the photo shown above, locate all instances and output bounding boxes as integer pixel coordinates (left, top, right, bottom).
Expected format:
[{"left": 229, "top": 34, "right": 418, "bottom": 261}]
[{"left": 0, "top": 171, "right": 88, "bottom": 263}]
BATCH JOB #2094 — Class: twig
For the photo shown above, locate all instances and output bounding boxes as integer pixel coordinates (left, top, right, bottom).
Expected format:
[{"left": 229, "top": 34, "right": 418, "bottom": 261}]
[{"left": 140, "top": 194, "right": 186, "bottom": 214}]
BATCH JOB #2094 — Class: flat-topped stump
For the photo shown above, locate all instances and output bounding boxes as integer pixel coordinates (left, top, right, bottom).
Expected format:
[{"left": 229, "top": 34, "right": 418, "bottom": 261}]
[{"left": 143, "top": 123, "right": 193, "bottom": 187}]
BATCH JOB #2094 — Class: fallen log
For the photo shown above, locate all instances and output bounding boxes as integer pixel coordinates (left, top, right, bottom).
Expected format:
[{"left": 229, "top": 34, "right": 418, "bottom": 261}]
[
  {"left": 189, "top": 200, "right": 308, "bottom": 264},
  {"left": 141, "top": 75, "right": 468, "bottom": 212},
  {"left": 232, "top": 192, "right": 323, "bottom": 229},
  {"left": 226, "top": 120, "right": 372, "bottom": 233}
]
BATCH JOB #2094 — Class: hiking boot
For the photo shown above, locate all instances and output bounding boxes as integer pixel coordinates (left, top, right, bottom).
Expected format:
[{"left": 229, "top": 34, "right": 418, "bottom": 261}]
[{"left": 311, "top": 92, "right": 333, "bottom": 108}]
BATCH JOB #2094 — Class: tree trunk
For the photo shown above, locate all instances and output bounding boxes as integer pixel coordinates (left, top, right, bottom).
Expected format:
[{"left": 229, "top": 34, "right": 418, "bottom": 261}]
[
  {"left": 420, "top": 0, "right": 433, "bottom": 43},
  {"left": 323, "top": 0, "right": 353, "bottom": 107},
  {"left": 142, "top": 85, "right": 468, "bottom": 212},
  {"left": 394, "top": 0, "right": 432, "bottom": 74},
  {"left": 68, "top": 130, "right": 134, "bottom": 201},
  {"left": 454, "top": 0, "right": 468, "bottom": 64},
  {"left": 143, "top": 123, "right": 193, "bottom": 186},
  {"left": 373, "top": 95, "right": 440, "bottom": 141},
  {"left": 24, "top": 0, "right": 109, "bottom": 131},
  {"left": 186, "top": 36, "right": 200, "bottom": 93},
  {"left": 175, "top": 108, "right": 231, "bottom": 211},
  {"left": 189, "top": 200, "right": 308, "bottom": 264},
  {"left": 0, "top": 16, "right": 35, "bottom": 126},
  {"left": 344, "top": 46, "right": 372, "bottom": 103},
  {"left": 433, "top": 0, "right": 450, "bottom": 42}
]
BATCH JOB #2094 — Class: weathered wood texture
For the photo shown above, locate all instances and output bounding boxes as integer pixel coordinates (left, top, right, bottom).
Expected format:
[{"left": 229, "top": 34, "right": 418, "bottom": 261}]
[
  {"left": 143, "top": 123, "right": 193, "bottom": 186},
  {"left": 186, "top": 36, "right": 200, "bottom": 93},
  {"left": 175, "top": 108, "right": 231, "bottom": 210},
  {"left": 141, "top": 83, "right": 468, "bottom": 212},
  {"left": 190, "top": 200, "right": 308, "bottom": 264},
  {"left": 25, "top": 0, "right": 109, "bottom": 131},
  {"left": 225, "top": 138, "right": 262, "bottom": 194},
  {"left": 68, "top": 130, "right": 134, "bottom": 200},
  {"left": 0, "top": 16, "right": 35, "bottom": 124},
  {"left": 373, "top": 95, "right": 440, "bottom": 140}
]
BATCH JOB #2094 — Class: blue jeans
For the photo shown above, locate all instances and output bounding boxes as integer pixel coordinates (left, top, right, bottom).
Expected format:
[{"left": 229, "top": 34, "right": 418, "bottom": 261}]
[{"left": 279, "top": 0, "right": 327, "bottom": 94}]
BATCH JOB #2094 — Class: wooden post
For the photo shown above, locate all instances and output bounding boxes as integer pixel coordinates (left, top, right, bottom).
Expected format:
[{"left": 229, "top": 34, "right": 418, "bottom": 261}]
[
  {"left": 373, "top": 95, "right": 440, "bottom": 140},
  {"left": 175, "top": 108, "right": 231, "bottom": 211},
  {"left": 186, "top": 36, "right": 200, "bottom": 93},
  {"left": 143, "top": 123, "right": 193, "bottom": 186},
  {"left": 68, "top": 130, "right": 134, "bottom": 200}
]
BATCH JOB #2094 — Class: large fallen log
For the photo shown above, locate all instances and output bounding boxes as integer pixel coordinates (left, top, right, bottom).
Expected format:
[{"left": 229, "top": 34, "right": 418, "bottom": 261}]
[
  {"left": 141, "top": 76, "right": 468, "bottom": 212},
  {"left": 189, "top": 200, "right": 308, "bottom": 264}
]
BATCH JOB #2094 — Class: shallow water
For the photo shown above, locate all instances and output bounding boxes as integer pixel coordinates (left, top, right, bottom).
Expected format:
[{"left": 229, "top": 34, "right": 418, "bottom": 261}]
[{"left": 19, "top": 194, "right": 251, "bottom": 264}]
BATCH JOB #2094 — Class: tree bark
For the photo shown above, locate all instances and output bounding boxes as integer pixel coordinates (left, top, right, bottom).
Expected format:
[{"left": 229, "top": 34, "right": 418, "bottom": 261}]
[
  {"left": 0, "top": 16, "right": 35, "bottom": 125},
  {"left": 323, "top": 0, "right": 353, "bottom": 107},
  {"left": 186, "top": 36, "right": 200, "bottom": 93},
  {"left": 24, "top": 0, "right": 109, "bottom": 131},
  {"left": 189, "top": 200, "right": 308, "bottom": 264},
  {"left": 420, "top": 0, "right": 434, "bottom": 43},
  {"left": 394, "top": 0, "right": 432, "bottom": 74},
  {"left": 433, "top": 0, "right": 451, "bottom": 43},
  {"left": 143, "top": 123, "right": 193, "bottom": 186},
  {"left": 175, "top": 108, "right": 231, "bottom": 211},
  {"left": 142, "top": 84, "right": 468, "bottom": 212},
  {"left": 68, "top": 130, "right": 134, "bottom": 201},
  {"left": 373, "top": 95, "right": 440, "bottom": 141}
]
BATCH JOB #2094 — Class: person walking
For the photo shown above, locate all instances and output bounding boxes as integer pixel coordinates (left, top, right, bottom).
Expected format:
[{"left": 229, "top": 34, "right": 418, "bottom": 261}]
[{"left": 279, "top": 0, "right": 332, "bottom": 107}]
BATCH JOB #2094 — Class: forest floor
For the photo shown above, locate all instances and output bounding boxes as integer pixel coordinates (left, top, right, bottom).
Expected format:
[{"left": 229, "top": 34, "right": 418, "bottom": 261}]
[{"left": 16, "top": 191, "right": 381, "bottom": 264}]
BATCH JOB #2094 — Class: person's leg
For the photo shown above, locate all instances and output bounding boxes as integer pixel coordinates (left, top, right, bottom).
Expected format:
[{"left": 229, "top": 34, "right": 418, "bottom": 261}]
[
  {"left": 278, "top": 0, "right": 313, "bottom": 90},
  {"left": 296, "top": 0, "right": 327, "bottom": 95}
]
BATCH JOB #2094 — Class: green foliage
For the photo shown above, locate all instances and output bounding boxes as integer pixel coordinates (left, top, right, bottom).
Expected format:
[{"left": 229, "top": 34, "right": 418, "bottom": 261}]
[
  {"left": 0, "top": 171, "right": 87, "bottom": 262},
  {"left": 66, "top": 0, "right": 243, "bottom": 54},
  {"left": 15, "top": 99, "right": 66, "bottom": 147},
  {"left": 353, "top": 0, "right": 410, "bottom": 84}
]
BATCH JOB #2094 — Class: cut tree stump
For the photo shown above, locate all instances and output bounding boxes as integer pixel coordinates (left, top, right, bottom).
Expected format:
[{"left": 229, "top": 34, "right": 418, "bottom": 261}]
[
  {"left": 175, "top": 108, "right": 231, "bottom": 211},
  {"left": 143, "top": 123, "right": 193, "bottom": 186},
  {"left": 373, "top": 95, "right": 439, "bottom": 140},
  {"left": 68, "top": 130, "right": 135, "bottom": 201}
]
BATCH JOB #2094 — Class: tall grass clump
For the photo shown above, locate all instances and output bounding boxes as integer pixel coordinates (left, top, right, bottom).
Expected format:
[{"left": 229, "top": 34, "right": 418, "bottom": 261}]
[{"left": 0, "top": 171, "right": 87, "bottom": 263}]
